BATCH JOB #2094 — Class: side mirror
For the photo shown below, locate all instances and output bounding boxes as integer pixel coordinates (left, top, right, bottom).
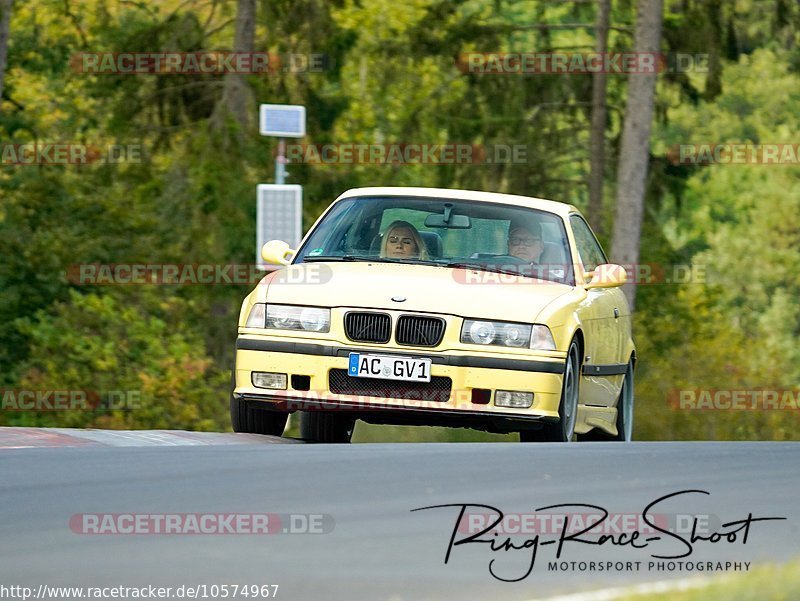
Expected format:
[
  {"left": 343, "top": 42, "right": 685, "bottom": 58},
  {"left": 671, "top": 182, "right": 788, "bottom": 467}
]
[
  {"left": 261, "top": 240, "right": 296, "bottom": 266},
  {"left": 584, "top": 264, "right": 627, "bottom": 289}
]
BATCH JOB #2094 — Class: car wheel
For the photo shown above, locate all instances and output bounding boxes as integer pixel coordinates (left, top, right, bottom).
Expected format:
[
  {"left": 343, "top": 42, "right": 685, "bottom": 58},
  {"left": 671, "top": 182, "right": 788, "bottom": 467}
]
[
  {"left": 579, "top": 357, "right": 634, "bottom": 441},
  {"left": 300, "top": 411, "right": 355, "bottom": 443},
  {"left": 533, "top": 338, "right": 580, "bottom": 442},
  {"left": 229, "top": 368, "right": 288, "bottom": 436},
  {"left": 230, "top": 397, "right": 289, "bottom": 436},
  {"left": 615, "top": 358, "right": 634, "bottom": 441}
]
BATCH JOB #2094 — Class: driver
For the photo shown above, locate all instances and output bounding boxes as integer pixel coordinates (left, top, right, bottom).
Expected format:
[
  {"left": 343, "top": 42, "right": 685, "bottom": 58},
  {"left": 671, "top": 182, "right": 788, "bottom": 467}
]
[
  {"left": 507, "top": 220, "right": 544, "bottom": 264},
  {"left": 380, "top": 220, "right": 430, "bottom": 260}
]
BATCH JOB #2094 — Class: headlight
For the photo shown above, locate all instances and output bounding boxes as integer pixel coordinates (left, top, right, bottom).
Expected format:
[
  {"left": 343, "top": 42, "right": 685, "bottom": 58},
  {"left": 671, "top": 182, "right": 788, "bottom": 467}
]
[
  {"left": 266, "top": 304, "right": 330, "bottom": 332},
  {"left": 461, "top": 320, "right": 556, "bottom": 351},
  {"left": 462, "top": 319, "right": 531, "bottom": 348},
  {"left": 468, "top": 320, "right": 496, "bottom": 345},
  {"left": 299, "top": 307, "right": 330, "bottom": 332}
]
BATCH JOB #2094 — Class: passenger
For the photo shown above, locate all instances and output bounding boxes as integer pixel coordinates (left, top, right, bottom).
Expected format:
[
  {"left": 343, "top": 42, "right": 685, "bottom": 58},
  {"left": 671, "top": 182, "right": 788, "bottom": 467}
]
[
  {"left": 380, "top": 220, "right": 430, "bottom": 260},
  {"left": 507, "top": 220, "right": 544, "bottom": 264}
]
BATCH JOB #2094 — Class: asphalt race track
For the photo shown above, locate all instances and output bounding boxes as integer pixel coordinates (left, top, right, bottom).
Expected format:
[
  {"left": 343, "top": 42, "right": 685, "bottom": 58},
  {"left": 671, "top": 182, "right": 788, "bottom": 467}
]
[{"left": 0, "top": 428, "right": 798, "bottom": 601}]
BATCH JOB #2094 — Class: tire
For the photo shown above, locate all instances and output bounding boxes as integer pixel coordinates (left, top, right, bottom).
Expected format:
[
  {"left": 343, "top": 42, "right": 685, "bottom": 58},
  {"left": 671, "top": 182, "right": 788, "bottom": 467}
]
[
  {"left": 522, "top": 338, "right": 580, "bottom": 442},
  {"left": 579, "top": 357, "right": 634, "bottom": 441},
  {"left": 612, "top": 357, "right": 635, "bottom": 441},
  {"left": 230, "top": 397, "right": 288, "bottom": 436},
  {"left": 229, "top": 368, "right": 288, "bottom": 436},
  {"left": 300, "top": 411, "right": 355, "bottom": 443}
]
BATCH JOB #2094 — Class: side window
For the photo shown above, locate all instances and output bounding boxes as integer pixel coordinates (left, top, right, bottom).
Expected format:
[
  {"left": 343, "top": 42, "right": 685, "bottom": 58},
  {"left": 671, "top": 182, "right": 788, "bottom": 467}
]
[{"left": 569, "top": 215, "right": 607, "bottom": 272}]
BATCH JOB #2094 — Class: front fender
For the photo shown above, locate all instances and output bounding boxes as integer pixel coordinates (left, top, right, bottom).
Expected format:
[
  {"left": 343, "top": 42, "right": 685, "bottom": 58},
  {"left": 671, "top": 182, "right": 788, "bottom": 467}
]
[
  {"left": 533, "top": 287, "right": 588, "bottom": 353},
  {"left": 237, "top": 270, "right": 278, "bottom": 327}
]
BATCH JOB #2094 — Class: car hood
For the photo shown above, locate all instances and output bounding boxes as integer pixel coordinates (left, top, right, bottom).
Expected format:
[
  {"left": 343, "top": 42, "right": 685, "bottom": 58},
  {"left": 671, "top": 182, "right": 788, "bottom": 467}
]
[{"left": 263, "top": 261, "right": 572, "bottom": 322}]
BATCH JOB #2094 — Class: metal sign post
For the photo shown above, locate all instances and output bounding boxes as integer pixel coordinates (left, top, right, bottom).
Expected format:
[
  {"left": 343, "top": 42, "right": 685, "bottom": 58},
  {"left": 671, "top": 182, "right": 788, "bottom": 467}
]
[{"left": 275, "top": 139, "right": 287, "bottom": 185}]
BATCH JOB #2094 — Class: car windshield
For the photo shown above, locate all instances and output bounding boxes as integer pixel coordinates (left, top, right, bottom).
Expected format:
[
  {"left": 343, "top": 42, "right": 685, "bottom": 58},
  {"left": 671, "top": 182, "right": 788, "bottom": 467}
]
[{"left": 293, "top": 195, "right": 575, "bottom": 285}]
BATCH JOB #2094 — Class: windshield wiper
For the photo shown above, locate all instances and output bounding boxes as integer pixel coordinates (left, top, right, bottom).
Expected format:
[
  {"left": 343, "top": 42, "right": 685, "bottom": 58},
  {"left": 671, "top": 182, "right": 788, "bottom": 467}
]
[
  {"left": 302, "top": 255, "right": 425, "bottom": 264},
  {"left": 442, "top": 261, "right": 533, "bottom": 278},
  {"left": 302, "top": 255, "right": 363, "bottom": 262}
]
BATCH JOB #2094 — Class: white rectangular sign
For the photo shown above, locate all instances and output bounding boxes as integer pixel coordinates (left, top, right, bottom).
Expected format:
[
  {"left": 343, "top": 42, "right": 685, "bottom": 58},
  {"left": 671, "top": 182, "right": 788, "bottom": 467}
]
[
  {"left": 256, "top": 184, "right": 303, "bottom": 270},
  {"left": 259, "top": 104, "right": 306, "bottom": 138}
]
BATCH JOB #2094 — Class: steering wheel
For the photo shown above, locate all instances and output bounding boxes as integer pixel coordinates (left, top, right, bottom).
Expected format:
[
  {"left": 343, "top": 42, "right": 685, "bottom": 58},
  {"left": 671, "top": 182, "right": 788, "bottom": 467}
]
[{"left": 485, "top": 254, "right": 529, "bottom": 265}]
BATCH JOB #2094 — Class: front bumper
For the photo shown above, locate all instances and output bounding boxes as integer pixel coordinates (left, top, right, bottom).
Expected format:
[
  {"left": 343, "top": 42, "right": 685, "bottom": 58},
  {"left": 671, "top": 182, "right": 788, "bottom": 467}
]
[{"left": 233, "top": 335, "right": 566, "bottom": 423}]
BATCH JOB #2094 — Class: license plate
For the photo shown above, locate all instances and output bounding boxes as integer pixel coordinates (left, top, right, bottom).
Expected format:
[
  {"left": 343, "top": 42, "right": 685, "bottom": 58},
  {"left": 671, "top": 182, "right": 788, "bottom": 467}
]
[{"left": 348, "top": 353, "right": 432, "bottom": 383}]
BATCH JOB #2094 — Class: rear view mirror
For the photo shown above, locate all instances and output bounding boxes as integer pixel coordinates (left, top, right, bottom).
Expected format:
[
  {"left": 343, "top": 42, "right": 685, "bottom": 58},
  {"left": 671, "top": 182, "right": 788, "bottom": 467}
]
[{"left": 424, "top": 213, "right": 471, "bottom": 229}]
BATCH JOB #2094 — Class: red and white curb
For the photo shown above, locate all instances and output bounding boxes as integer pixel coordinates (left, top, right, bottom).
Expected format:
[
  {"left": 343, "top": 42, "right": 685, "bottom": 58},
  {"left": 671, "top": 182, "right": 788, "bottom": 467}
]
[{"left": 0, "top": 427, "right": 298, "bottom": 448}]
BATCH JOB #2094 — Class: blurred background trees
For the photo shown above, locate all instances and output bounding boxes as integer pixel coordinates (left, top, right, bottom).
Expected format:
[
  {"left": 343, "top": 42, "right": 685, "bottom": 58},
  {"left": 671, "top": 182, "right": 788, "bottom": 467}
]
[{"left": 0, "top": 0, "right": 798, "bottom": 441}]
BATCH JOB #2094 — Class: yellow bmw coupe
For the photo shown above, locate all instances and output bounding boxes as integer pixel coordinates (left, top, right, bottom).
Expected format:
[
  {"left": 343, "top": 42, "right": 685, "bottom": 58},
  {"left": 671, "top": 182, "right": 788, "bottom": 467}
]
[{"left": 232, "top": 187, "right": 635, "bottom": 443}]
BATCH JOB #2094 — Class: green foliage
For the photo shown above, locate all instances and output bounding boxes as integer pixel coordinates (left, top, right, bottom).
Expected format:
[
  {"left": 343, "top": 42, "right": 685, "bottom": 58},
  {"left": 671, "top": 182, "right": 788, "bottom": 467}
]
[
  {"left": 3, "top": 289, "right": 228, "bottom": 430},
  {"left": 637, "top": 48, "right": 800, "bottom": 441}
]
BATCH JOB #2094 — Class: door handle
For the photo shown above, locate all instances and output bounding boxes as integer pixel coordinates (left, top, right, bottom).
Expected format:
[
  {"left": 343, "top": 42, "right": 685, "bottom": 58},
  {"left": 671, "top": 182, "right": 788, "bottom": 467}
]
[{"left": 613, "top": 308, "right": 620, "bottom": 319}]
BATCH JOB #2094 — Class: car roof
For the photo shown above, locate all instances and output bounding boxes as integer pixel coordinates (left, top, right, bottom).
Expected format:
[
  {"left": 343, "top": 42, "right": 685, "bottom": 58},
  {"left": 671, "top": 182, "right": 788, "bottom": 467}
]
[{"left": 336, "top": 186, "right": 579, "bottom": 217}]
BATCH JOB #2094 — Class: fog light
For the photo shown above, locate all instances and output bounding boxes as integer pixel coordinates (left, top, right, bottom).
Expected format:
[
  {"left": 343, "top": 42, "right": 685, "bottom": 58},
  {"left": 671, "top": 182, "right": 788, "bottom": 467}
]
[
  {"left": 495, "top": 390, "right": 534, "bottom": 408},
  {"left": 252, "top": 372, "right": 287, "bottom": 390}
]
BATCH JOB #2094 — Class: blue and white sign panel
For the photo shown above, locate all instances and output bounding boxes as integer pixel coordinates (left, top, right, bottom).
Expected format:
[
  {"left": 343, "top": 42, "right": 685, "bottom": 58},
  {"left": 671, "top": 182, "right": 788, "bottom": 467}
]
[
  {"left": 256, "top": 184, "right": 303, "bottom": 270},
  {"left": 259, "top": 104, "right": 306, "bottom": 138}
]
